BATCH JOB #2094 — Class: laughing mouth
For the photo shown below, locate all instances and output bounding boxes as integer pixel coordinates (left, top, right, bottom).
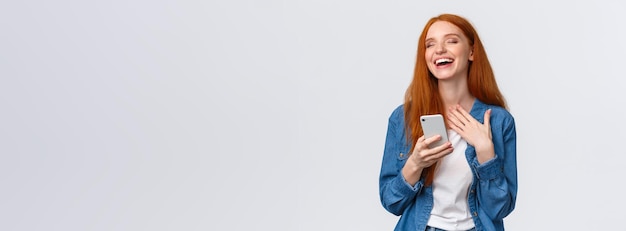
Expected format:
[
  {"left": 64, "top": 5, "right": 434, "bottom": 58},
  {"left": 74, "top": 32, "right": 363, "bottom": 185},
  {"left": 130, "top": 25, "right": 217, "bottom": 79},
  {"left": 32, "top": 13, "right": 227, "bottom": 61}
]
[{"left": 435, "top": 58, "right": 454, "bottom": 66}]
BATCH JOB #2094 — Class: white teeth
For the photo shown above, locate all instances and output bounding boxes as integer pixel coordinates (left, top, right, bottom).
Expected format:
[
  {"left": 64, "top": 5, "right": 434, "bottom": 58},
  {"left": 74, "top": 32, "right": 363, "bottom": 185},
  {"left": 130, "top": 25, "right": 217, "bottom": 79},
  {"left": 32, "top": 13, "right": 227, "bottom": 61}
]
[{"left": 435, "top": 58, "right": 453, "bottom": 64}]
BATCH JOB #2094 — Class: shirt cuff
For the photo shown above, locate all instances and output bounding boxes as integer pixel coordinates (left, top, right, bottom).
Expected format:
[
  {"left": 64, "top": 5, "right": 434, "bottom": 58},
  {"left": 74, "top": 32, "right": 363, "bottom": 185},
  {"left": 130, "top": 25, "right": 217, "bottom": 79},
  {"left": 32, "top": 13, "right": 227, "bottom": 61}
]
[{"left": 473, "top": 155, "right": 503, "bottom": 181}]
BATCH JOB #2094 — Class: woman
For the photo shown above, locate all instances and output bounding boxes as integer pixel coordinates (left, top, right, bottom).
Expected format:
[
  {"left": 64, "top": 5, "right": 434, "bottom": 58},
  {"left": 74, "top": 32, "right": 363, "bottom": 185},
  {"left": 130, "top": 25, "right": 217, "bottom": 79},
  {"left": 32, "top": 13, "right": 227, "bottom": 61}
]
[{"left": 379, "top": 13, "right": 517, "bottom": 231}]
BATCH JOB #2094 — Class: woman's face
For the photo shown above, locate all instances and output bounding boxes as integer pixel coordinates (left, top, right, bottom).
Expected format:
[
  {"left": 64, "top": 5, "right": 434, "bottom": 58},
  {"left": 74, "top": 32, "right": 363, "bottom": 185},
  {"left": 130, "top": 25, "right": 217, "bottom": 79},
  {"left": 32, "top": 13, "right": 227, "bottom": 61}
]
[{"left": 424, "top": 21, "right": 474, "bottom": 81}]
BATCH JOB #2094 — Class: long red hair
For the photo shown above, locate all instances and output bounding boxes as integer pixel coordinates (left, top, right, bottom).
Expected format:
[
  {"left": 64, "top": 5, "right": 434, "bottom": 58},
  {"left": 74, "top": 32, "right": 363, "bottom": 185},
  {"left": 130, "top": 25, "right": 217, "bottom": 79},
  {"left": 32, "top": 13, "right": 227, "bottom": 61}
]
[{"left": 404, "top": 14, "right": 507, "bottom": 185}]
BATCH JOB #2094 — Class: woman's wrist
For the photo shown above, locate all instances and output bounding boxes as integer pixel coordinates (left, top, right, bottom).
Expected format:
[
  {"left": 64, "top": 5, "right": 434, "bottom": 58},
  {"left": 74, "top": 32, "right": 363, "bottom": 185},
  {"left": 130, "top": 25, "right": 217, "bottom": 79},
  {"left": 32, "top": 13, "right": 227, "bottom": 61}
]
[
  {"left": 401, "top": 161, "right": 424, "bottom": 186},
  {"left": 475, "top": 142, "right": 495, "bottom": 163}
]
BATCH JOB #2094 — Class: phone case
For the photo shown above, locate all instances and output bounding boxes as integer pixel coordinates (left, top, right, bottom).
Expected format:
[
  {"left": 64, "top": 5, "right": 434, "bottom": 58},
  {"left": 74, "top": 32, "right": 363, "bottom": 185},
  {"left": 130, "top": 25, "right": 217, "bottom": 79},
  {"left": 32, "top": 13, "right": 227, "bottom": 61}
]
[{"left": 420, "top": 114, "right": 449, "bottom": 148}]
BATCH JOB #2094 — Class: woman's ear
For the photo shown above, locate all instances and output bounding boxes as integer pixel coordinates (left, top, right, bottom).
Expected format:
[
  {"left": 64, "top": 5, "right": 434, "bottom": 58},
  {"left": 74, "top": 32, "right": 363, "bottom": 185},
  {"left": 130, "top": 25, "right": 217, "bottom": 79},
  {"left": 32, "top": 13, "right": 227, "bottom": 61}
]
[{"left": 469, "top": 48, "right": 474, "bottom": 61}]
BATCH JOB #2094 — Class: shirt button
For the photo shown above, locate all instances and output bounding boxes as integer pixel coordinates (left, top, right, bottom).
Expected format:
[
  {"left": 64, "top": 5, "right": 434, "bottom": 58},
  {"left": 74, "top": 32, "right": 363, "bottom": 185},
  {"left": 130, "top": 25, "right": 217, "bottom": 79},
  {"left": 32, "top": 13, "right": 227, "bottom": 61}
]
[
  {"left": 473, "top": 212, "right": 478, "bottom": 217},
  {"left": 400, "top": 153, "right": 404, "bottom": 158},
  {"left": 471, "top": 190, "right": 475, "bottom": 194}
]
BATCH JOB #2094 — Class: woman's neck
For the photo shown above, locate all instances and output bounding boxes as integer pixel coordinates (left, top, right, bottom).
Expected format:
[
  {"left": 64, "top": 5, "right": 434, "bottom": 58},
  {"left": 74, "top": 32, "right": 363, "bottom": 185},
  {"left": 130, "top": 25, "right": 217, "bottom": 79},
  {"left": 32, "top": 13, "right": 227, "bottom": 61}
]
[{"left": 438, "top": 79, "right": 475, "bottom": 112}]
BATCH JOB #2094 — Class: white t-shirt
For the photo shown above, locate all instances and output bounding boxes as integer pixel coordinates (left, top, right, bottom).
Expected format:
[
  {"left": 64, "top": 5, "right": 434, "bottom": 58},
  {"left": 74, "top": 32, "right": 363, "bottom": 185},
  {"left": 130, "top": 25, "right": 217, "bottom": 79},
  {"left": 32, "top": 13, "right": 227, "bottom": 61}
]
[{"left": 427, "top": 129, "right": 475, "bottom": 230}]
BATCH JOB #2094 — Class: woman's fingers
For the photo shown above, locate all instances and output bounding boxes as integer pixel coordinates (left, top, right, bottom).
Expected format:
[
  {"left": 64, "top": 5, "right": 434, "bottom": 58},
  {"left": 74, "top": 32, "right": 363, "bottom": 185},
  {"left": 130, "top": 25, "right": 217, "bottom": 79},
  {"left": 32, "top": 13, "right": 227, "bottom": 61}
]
[
  {"left": 484, "top": 108, "right": 492, "bottom": 130},
  {"left": 413, "top": 135, "right": 452, "bottom": 167}
]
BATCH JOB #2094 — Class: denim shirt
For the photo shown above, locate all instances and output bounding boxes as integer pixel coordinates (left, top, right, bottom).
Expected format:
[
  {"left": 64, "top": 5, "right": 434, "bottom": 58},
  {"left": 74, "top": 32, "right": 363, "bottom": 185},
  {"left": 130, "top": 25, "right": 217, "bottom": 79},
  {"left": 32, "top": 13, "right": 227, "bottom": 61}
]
[{"left": 379, "top": 100, "right": 517, "bottom": 231}]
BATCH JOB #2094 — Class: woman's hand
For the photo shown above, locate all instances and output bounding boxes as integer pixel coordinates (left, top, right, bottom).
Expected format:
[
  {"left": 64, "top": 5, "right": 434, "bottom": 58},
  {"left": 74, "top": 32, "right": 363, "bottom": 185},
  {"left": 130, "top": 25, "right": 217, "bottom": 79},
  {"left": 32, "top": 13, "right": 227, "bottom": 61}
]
[
  {"left": 402, "top": 134, "right": 453, "bottom": 185},
  {"left": 409, "top": 135, "right": 453, "bottom": 169},
  {"left": 447, "top": 104, "right": 495, "bottom": 163}
]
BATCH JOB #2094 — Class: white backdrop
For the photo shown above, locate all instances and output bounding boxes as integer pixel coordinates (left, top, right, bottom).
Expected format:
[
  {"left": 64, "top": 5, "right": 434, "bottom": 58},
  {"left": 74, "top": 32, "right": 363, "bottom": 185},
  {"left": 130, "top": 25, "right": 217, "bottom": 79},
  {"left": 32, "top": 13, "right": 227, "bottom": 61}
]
[{"left": 1, "top": 0, "right": 625, "bottom": 230}]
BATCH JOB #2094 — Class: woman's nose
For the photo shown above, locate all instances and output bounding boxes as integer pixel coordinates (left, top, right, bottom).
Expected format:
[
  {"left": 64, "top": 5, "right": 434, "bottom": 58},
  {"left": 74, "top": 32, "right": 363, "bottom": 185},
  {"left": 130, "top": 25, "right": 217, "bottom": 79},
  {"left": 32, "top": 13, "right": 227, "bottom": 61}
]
[{"left": 435, "top": 44, "right": 446, "bottom": 54}]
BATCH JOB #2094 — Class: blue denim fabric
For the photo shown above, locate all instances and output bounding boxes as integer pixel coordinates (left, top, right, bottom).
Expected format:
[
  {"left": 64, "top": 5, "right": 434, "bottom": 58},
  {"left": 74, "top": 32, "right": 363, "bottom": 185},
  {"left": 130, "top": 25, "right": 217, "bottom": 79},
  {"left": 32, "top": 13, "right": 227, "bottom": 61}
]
[
  {"left": 379, "top": 100, "right": 518, "bottom": 231},
  {"left": 426, "top": 226, "right": 476, "bottom": 231}
]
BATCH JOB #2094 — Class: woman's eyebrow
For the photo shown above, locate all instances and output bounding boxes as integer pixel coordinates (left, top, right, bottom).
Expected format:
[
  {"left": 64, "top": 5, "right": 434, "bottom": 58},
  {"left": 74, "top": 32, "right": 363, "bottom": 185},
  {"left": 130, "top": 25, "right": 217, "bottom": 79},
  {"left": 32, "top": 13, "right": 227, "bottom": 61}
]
[{"left": 425, "top": 33, "right": 461, "bottom": 41}]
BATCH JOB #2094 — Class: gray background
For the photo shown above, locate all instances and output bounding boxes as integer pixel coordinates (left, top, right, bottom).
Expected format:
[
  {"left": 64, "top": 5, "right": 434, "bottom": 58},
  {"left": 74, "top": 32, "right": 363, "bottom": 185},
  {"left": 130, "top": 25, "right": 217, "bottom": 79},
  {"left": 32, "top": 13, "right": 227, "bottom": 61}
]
[{"left": 1, "top": 0, "right": 625, "bottom": 230}]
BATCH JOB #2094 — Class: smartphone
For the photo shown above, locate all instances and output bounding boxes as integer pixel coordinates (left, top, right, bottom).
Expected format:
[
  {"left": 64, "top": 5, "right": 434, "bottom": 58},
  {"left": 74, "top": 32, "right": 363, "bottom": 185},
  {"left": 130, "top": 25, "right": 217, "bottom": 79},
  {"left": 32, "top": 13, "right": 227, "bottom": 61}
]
[{"left": 420, "top": 114, "right": 449, "bottom": 148}]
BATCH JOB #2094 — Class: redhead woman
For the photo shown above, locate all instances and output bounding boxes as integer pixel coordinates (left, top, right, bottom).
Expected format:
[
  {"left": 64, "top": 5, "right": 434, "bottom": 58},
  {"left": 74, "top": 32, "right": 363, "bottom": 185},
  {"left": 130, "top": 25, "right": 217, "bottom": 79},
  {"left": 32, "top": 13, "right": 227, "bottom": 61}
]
[{"left": 379, "top": 13, "right": 517, "bottom": 231}]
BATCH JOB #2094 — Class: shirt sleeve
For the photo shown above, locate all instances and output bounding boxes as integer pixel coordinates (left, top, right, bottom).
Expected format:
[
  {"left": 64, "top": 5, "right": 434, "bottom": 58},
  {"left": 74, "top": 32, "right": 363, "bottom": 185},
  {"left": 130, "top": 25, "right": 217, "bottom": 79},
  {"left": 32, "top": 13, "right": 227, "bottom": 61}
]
[
  {"left": 472, "top": 113, "right": 518, "bottom": 220},
  {"left": 379, "top": 107, "right": 424, "bottom": 216}
]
